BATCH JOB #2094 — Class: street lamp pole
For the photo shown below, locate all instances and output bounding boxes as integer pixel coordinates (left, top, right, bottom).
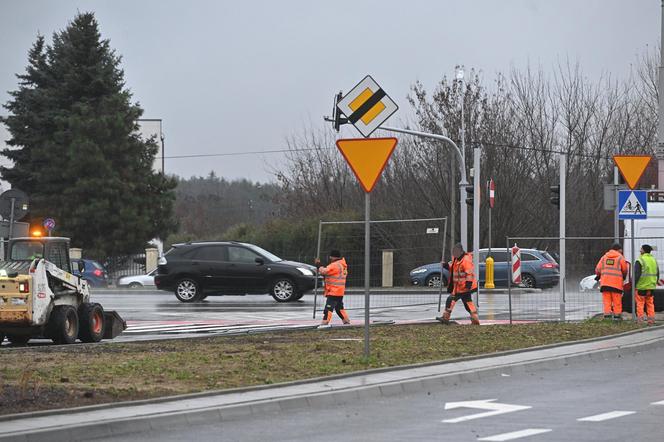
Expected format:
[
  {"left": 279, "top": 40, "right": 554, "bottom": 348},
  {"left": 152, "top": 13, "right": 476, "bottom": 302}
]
[
  {"left": 457, "top": 68, "right": 468, "bottom": 252},
  {"left": 379, "top": 124, "right": 468, "bottom": 249},
  {"left": 160, "top": 133, "right": 165, "bottom": 174}
]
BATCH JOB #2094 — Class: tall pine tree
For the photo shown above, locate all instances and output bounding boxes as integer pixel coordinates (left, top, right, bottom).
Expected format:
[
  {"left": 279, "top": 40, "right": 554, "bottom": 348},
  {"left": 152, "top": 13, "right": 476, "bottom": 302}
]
[{"left": 1, "top": 12, "right": 176, "bottom": 257}]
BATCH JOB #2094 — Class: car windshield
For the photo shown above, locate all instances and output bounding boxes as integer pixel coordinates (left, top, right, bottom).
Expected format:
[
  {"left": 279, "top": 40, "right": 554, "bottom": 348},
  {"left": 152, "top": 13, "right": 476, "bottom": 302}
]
[
  {"left": 91, "top": 261, "right": 103, "bottom": 269},
  {"left": 11, "top": 241, "right": 45, "bottom": 261},
  {"left": 245, "top": 244, "right": 282, "bottom": 262},
  {"left": 541, "top": 251, "right": 557, "bottom": 263}
]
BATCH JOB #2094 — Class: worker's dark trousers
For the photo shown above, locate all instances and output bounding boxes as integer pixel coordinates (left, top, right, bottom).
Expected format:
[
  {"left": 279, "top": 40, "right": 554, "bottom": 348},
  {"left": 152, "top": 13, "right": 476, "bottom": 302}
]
[{"left": 322, "top": 295, "right": 349, "bottom": 323}]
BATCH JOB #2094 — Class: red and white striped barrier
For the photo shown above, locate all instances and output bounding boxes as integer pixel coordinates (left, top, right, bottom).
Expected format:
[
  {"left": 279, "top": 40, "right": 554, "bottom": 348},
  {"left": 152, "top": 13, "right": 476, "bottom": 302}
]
[{"left": 511, "top": 244, "right": 522, "bottom": 285}]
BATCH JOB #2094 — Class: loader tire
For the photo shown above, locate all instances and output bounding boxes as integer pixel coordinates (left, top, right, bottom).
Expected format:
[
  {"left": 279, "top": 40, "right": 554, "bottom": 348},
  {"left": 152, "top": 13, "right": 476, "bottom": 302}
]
[
  {"left": 78, "top": 303, "right": 105, "bottom": 343},
  {"left": 48, "top": 305, "right": 79, "bottom": 345}
]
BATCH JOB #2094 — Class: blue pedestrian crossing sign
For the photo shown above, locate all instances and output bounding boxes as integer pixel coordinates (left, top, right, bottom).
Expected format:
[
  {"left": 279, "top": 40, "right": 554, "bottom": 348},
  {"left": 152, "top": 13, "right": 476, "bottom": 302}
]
[{"left": 618, "top": 190, "right": 647, "bottom": 220}]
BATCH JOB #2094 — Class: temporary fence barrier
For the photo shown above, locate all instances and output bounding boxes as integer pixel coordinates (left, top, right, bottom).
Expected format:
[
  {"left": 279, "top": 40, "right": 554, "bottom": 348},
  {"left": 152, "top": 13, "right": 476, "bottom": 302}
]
[
  {"left": 503, "top": 236, "right": 664, "bottom": 323},
  {"left": 312, "top": 217, "right": 448, "bottom": 318}
]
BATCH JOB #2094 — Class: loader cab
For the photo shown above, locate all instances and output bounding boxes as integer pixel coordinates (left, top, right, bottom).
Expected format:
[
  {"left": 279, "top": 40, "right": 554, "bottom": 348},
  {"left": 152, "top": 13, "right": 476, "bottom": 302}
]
[{"left": 8, "top": 237, "right": 72, "bottom": 274}]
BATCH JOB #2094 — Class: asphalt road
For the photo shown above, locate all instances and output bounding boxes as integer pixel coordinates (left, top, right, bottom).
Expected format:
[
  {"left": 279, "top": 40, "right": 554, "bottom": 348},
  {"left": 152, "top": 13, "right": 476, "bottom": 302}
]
[
  {"left": 97, "top": 340, "right": 664, "bottom": 442},
  {"left": 89, "top": 286, "right": 604, "bottom": 341},
  {"left": 1, "top": 286, "right": 606, "bottom": 345}
]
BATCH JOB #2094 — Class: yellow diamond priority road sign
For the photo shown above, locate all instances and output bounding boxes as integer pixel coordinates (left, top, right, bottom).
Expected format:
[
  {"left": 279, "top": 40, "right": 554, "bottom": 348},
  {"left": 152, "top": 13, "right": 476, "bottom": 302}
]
[{"left": 337, "top": 75, "right": 398, "bottom": 138}]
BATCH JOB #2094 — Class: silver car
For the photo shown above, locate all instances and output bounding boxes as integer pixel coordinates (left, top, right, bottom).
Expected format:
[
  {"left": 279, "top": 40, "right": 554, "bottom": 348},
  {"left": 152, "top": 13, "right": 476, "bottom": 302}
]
[{"left": 117, "top": 269, "right": 156, "bottom": 288}]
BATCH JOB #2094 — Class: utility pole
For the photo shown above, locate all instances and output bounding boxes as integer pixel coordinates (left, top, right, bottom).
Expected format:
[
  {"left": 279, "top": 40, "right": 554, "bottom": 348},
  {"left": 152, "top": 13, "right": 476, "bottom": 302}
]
[
  {"left": 658, "top": 0, "right": 664, "bottom": 188},
  {"left": 559, "top": 153, "right": 566, "bottom": 322},
  {"left": 473, "top": 144, "right": 481, "bottom": 307}
]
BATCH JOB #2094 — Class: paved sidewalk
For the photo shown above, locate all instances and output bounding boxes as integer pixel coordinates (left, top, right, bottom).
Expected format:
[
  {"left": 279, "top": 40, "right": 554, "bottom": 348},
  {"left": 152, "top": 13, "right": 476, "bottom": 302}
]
[{"left": 1, "top": 326, "right": 663, "bottom": 442}]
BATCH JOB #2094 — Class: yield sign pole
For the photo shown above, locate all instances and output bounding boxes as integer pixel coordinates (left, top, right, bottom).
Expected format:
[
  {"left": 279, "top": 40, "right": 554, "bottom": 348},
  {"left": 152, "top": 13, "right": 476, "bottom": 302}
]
[
  {"left": 336, "top": 138, "right": 398, "bottom": 359},
  {"left": 380, "top": 125, "right": 469, "bottom": 250}
]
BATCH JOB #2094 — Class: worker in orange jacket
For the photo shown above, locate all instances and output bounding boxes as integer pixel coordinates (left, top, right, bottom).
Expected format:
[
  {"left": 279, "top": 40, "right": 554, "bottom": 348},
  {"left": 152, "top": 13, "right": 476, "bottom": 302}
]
[
  {"left": 595, "top": 242, "right": 629, "bottom": 320},
  {"left": 436, "top": 243, "right": 480, "bottom": 325},
  {"left": 315, "top": 250, "right": 350, "bottom": 328}
]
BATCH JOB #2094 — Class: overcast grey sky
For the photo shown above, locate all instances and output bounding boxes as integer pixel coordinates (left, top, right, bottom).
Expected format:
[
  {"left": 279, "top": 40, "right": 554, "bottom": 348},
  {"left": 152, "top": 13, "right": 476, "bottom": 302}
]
[{"left": 0, "top": 0, "right": 659, "bottom": 182}]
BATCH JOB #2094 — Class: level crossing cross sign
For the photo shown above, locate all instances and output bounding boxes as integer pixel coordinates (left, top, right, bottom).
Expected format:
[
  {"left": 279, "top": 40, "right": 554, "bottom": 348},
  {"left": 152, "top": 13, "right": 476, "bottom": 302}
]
[
  {"left": 618, "top": 190, "right": 647, "bottom": 220},
  {"left": 336, "top": 75, "right": 398, "bottom": 137}
]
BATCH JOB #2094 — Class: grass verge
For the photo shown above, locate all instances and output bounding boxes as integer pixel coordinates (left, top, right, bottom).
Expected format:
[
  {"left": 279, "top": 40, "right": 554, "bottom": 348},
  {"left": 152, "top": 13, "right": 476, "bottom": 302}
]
[{"left": 0, "top": 320, "right": 642, "bottom": 415}]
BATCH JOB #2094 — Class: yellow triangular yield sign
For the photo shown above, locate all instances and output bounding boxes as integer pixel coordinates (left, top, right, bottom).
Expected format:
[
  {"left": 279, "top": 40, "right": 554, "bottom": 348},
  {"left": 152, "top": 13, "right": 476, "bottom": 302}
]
[
  {"left": 336, "top": 138, "right": 398, "bottom": 193},
  {"left": 613, "top": 155, "right": 652, "bottom": 189}
]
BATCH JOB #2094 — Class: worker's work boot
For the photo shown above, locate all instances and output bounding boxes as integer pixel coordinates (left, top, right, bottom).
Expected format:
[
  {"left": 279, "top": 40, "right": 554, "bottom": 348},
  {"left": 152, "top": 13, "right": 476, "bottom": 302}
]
[
  {"left": 436, "top": 310, "right": 451, "bottom": 324},
  {"left": 470, "top": 313, "right": 480, "bottom": 325},
  {"left": 613, "top": 314, "right": 623, "bottom": 321}
]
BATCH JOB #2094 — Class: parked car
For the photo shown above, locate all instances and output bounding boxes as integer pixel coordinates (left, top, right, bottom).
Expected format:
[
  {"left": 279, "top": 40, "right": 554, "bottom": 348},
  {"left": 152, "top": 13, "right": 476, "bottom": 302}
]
[
  {"left": 410, "top": 263, "right": 450, "bottom": 287},
  {"left": 155, "top": 241, "right": 318, "bottom": 303},
  {"left": 117, "top": 269, "right": 156, "bottom": 288},
  {"left": 71, "top": 258, "right": 109, "bottom": 288},
  {"left": 409, "top": 248, "right": 559, "bottom": 289}
]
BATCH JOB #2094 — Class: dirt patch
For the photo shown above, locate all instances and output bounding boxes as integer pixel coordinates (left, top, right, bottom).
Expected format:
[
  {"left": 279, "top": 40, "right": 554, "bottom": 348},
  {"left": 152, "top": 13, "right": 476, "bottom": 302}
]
[{"left": 0, "top": 321, "right": 643, "bottom": 415}]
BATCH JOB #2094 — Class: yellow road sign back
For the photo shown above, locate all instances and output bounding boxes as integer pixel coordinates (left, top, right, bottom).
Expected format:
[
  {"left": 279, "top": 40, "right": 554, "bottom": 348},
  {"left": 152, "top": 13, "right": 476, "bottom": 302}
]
[
  {"left": 613, "top": 155, "right": 652, "bottom": 189},
  {"left": 336, "top": 138, "right": 398, "bottom": 193}
]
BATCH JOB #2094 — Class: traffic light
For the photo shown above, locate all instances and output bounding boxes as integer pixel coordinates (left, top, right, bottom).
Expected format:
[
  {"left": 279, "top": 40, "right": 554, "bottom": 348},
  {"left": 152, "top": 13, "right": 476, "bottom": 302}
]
[
  {"left": 550, "top": 185, "right": 560, "bottom": 207},
  {"left": 332, "top": 91, "right": 348, "bottom": 132},
  {"left": 465, "top": 184, "right": 474, "bottom": 206}
]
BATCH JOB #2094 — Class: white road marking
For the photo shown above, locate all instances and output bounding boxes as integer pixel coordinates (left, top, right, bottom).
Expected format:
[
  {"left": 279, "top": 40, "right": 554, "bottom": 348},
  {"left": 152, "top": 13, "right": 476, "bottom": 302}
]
[
  {"left": 651, "top": 400, "right": 664, "bottom": 405},
  {"left": 442, "top": 399, "right": 531, "bottom": 423},
  {"left": 577, "top": 411, "right": 636, "bottom": 422},
  {"left": 478, "top": 428, "right": 552, "bottom": 441}
]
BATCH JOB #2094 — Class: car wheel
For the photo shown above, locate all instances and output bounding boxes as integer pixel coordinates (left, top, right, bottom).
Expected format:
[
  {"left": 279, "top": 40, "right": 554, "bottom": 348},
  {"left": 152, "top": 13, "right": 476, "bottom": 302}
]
[
  {"left": 425, "top": 273, "right": 446, "bottom": 288},
  {"left": 47, "top": 305, "right": 79, "bottom": 345},
  {"left": 78, "top": 302, "right": 105, "bottom": 343},
  {"left": 271, "top": 278, "right": 298, "bottom": 302},
  {"left": 7, "top": 334, "right": 30, "bottom": 345},
  {"left": 128, "top": 282, "right": 143, "bottom": 289},
  {"left": 521, "top": 273, "right": 536, "bottom": 288},
  {"left": 293, "top": 292, "right": 305, "bottom": 301},
  {"left": 175, "top": 278, "right": 201, "bottom": 303}
]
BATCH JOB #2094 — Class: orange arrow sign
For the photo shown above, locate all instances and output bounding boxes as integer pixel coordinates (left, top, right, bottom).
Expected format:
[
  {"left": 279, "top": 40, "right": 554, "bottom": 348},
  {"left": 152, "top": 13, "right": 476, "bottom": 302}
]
[
  {"left": 613, "top": 155, "right": 652, "bottom": 189},
  {"left": 336, "top": 138, "right": 398, "bottom": 193}
]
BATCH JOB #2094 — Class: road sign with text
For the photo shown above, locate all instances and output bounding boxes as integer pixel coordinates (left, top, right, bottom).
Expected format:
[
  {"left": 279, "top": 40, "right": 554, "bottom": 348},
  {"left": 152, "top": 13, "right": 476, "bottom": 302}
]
[
  {"left": 336, "top": 138, "right": 398, "bottom": 192},
  {"left": 336, "top": 76, "right": 398, "bottom": 137}
]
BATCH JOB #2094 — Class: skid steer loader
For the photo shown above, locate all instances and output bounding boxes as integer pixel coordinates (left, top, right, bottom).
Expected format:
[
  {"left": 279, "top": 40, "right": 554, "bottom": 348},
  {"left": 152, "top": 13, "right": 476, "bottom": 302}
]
[{"left": 0, "top": 236, "right": 125, "bottom": 345}]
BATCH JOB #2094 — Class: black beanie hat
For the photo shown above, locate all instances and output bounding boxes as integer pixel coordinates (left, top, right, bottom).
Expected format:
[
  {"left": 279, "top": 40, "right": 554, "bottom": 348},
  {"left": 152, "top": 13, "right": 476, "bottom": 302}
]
[{"left": 642, "top": 244, "right": 653, "bottom": 254}]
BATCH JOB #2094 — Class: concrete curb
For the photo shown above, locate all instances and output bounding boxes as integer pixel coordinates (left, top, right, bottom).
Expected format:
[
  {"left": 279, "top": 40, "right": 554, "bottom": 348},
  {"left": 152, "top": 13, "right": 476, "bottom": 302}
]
[{"left": 1, "top": 325, "right": 663, "bottom": 441}]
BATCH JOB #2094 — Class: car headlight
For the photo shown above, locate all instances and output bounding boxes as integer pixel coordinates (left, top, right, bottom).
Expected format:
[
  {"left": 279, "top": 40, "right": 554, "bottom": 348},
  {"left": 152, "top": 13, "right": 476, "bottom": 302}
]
[
  {"left": 410, "top": 268, "right": 428, "bottom": 274},
  {"left": 297, "top": 267, "right": 314, "bottom": 276}
]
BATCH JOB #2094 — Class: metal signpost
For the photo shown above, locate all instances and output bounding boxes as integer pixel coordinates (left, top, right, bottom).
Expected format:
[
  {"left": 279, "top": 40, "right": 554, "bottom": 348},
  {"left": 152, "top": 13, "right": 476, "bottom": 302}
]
[
  {"left": 335, "top": 137, "right": 398, "bottom": 358},
  {"left": 614, "top": 154, "right": 652, "bottom": 321},
  {"left": 329, "top": 75, "right": 400, "bottom": 358},
  {"left": 618, "top": 189, "right": 648, "bottom": 320}
]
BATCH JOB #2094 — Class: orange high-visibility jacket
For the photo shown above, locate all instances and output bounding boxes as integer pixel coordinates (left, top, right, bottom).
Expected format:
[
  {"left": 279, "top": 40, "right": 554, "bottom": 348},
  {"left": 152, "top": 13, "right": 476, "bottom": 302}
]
[
  {"left": 319, "top": 258, "right": 348, "bottom": 297},
  {"left": 595, "top": 250, "right": 629, "bottom": 292},
  {"left": 451, "top": 253, "right": 478, "bottom": 295}
]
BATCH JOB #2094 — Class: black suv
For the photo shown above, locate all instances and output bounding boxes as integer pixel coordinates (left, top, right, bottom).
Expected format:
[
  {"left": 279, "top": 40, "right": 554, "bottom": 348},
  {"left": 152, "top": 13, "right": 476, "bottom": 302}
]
[{"left": 154, "top": 241, "right": 317, "bottom": 303}]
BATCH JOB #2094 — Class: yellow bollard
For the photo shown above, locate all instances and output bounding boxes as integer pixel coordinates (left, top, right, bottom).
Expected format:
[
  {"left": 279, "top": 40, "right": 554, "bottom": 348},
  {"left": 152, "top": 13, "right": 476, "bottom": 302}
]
[{"left": 485, "top": 256, "right": 495, "bottom": 289}]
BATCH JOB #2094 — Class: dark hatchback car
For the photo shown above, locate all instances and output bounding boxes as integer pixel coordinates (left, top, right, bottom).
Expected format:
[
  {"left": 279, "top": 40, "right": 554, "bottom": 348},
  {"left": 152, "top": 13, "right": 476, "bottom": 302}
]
[
  {"left": 155, "top": 241, "right": 318, "bottom": 303},
  {"left": 71, "top": 258, "right": 109, "bottom": 288},
  {"left": 409, "top": 248, "right": 559, "bottom": 289}
]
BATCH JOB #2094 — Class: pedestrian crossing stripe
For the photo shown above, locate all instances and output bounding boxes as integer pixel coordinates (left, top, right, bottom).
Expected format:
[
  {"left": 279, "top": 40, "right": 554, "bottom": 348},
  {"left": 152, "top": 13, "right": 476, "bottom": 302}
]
[
  {"left": 618, "top": 190, "right": 647, "bottom": 220},
  {"left": 337, "top": 75, "right": 398, "bottom": 137}
]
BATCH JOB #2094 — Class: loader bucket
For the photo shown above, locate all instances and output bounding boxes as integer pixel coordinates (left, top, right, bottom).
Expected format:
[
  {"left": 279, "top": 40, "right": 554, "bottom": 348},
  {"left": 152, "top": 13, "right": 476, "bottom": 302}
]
[{"left": 103, "top": 310, "right": 127, "bottom": 339}]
